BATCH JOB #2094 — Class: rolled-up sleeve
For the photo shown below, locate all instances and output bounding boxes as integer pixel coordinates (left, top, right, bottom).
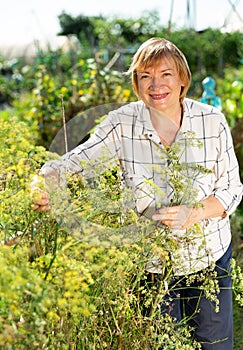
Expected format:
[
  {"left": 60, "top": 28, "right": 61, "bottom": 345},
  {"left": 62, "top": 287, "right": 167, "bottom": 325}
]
[{"left": 41, "top": 115, "right": 121, "bottom": 185}]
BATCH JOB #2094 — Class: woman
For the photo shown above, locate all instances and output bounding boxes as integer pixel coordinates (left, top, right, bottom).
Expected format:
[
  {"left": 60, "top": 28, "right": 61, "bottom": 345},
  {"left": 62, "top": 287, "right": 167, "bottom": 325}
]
[{"left": 32, "top": 38, "right": 243, "bottom": 349}]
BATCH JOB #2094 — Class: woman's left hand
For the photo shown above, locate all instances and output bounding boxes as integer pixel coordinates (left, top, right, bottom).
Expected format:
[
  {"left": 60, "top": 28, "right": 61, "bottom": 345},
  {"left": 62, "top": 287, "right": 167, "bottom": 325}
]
[
  {"left": 152, "top": 205, "right": 197, "bottom": 230},
  {"left": 152, "top": 196, "right": 226, "bottom": 230}
]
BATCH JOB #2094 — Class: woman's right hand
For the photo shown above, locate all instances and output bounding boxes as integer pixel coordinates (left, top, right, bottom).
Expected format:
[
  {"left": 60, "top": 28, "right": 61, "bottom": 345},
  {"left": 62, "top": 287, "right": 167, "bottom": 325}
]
[
  {"left": 30, "top": 175, "right": 51, "bottom": 212},
  {"left": 31, "top": 188, "right": 51, "bottom": 212}
]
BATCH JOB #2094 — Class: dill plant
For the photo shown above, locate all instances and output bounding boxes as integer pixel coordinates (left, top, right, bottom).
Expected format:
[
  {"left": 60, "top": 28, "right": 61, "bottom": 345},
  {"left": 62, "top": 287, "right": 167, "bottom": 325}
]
[{"left": 0, "top": 114, "right": 242, "bottom": 349}]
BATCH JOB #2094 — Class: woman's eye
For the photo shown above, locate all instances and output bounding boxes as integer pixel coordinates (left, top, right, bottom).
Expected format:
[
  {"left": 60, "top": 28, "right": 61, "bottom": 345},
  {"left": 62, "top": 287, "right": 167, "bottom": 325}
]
[
  {"left": 140, "top": 74, "right": 150, "bottom": 79},
  {"left": 163, "top": 72, "right": 171, "bottom": 77}
]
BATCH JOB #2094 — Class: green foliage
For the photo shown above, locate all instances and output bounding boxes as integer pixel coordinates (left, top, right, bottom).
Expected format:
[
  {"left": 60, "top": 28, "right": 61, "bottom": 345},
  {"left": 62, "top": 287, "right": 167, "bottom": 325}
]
[
  {"left": 0, "top": 57, "right": 26, "bottom": 103},
  {"left": 56, "top": 12, "right": 243, "bottom": 79},
  {"left": 217, "top": 66, "right": 243, "bottom": 194},
  {"left": 58, "top": 10, "right": 161, "bottom": 49},
  {"left": 0, "top": 21, "right": 242, "bottom": 150},
  {"left": 29, "top": 58, "right": 133, "bottom": 148},
  {"left": 2, "top": 116, "right": 242, "bottom": 348},
  {"left": 0, "top": 113, "right": 58, "bottom": 242},
  {"left": 0, "top": 241, "right": 96, "bottom": 349},
  {"left": 58, "top": 12, "right": 101, "bottom": 48},
  {"left": 218, "top": 67, "right": 243, "bottom": 125}
]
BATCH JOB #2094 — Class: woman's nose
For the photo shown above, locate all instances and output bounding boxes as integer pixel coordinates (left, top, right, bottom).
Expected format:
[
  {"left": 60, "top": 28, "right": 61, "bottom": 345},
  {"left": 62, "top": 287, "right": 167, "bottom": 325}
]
[{"left": 150, "top": 77, "right": 164, "bottom": 89}]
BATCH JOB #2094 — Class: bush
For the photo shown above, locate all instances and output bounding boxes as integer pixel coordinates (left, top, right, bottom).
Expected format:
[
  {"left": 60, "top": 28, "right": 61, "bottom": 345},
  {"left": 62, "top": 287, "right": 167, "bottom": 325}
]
[{"left": 1, "top": 114, "right": 243, "bottom": 349}]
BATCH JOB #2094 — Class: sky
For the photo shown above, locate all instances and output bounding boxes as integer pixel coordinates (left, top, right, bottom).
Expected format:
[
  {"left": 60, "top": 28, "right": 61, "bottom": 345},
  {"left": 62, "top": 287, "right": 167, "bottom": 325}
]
[{"left": 0, "top": 0, "right": 242, "bottom": 51}]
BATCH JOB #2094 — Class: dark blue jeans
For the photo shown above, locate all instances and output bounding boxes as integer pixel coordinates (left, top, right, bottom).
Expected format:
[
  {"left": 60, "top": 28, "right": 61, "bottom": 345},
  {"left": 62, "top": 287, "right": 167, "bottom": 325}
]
[
  {"left": 163, "top": 244, "right": 233, "bottom": 350},
  {"left": 146, "top": 243, "right": 233, "bottom": 350}
]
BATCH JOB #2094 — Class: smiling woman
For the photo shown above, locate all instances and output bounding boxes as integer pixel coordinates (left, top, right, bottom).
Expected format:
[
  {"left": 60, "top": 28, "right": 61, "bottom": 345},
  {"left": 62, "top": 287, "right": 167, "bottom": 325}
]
[{"left": 31, "top": 37, "right": 243, "bottom": 350}]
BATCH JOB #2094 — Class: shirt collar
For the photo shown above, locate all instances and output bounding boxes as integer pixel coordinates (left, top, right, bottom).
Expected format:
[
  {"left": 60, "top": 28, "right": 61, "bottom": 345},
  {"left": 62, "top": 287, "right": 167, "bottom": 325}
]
[{"left": 136, "top": 99, "right": 192, "bottom": 137}]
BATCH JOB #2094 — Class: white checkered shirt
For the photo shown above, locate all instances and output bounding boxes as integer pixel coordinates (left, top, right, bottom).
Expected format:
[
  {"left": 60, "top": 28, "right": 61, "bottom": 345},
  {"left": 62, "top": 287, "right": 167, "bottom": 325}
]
[{"left": 42, "top": 98, "right": 243, "bottom": 275}]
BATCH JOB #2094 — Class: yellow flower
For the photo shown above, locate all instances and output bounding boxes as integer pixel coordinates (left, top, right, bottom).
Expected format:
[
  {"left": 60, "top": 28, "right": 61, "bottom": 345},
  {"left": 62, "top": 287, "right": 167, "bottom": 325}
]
[
  {"left": 57, "top": 297, "right": 68, "bottom": 307},
  {"left": 47, "top": 311, "right": 60, "bottom": 321},
  {"left": 90, "top": 70, "right": 97, "bottom": 78},
  {"left": 64, "top": 290, "right": 72, "bottom": 298},
  {"left": 61, "top": 86, "right": 67, "bottom": 94},
  {"left": 115, "top": 85, "right": 122, "bottom": 95},
  {"left": 71, "top": 79, "right": 77, "bottom": 86},
  {"left": 123, "top": 89, "right": 131, "bottom": 98},
  {"left": 78, "top": 59, "right": 84, "bottom": 66}
]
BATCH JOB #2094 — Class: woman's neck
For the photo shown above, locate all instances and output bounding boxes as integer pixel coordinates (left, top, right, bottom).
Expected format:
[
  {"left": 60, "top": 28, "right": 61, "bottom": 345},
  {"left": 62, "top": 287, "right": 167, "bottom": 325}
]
[
  {"left": 149, "top": 105, "right": 183, "bottom": 146},
  {"left": 150, "top": 104, "right": 183, "bottom": 128}
]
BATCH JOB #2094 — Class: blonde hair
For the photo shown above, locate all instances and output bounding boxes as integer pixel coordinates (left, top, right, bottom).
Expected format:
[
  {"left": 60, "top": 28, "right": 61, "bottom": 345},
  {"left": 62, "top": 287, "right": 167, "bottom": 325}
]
[{"left": 127, "top": 37, "right": 191, "bottom": 103}]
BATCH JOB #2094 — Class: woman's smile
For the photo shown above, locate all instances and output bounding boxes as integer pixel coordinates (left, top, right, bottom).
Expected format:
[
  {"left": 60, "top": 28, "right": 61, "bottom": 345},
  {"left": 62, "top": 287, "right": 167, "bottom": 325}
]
[{"left": 150, "top": 92, "right": 169, "bottom": 100}]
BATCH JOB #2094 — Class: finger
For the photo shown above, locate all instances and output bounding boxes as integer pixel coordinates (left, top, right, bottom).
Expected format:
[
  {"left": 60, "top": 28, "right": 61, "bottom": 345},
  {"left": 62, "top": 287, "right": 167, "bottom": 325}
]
[
  {"left": 32, "top": 203, "right": 51, "bottom": 212},
  {"left": 152, "top": 213, "right": 165, "bottom": 221},
  {"left": 32, "top": 204, "right": 40, "bottom": 211},
  {"left": 158, "top": 206, "right": 179, "bottom": 214},
  {"left": 152, "top": 210, "right": 177, "bottom": 221},
  {"left": 152, "top": 214, "right": 174, "bottom": 228},
  {"left": 152, "top": 214, "right": 182, "bottom": 230},
  {"left": 162, "top": 219, "right": 177, "bottom": 229},
  {"left": 39, "top": 204, "right": 51, "bottom": 211},
  {"left": 32, "top": 199, "right": 50, "bottom": 208}
]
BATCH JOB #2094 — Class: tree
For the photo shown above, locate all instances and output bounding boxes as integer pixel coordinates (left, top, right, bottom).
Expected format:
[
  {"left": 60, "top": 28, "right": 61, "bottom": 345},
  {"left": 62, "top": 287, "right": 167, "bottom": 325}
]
[
  {"left": 58, "top": 11, "right": 162, "bottom": 50},
  {"left": 58, "top": 12, "right": 101, "bottom": 48}
]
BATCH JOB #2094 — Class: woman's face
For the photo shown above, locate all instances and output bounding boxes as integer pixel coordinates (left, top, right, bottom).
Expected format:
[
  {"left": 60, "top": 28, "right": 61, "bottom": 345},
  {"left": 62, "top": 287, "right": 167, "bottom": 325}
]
[{"left": 137, "top": 57, "right": 184, "bottom": 115}]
